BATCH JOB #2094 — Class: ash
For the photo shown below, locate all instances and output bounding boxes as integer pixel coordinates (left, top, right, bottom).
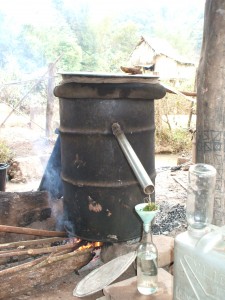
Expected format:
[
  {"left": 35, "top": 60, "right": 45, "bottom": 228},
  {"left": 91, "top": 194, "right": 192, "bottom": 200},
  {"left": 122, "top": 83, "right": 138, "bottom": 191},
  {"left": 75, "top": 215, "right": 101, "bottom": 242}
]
[
  {"left": 152, "top": 201, "right": 187, "bottom": 236},
  {"left": 153, "top": 169, "right": 189, "bottom": 237}
]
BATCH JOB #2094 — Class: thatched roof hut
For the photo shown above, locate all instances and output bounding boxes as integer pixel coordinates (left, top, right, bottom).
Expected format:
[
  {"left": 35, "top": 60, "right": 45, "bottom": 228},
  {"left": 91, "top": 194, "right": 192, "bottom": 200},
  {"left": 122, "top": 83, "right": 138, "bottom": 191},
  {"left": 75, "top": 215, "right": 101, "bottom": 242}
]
[{"left": 128, "top": 36, "right": 196, "bottom": 80}]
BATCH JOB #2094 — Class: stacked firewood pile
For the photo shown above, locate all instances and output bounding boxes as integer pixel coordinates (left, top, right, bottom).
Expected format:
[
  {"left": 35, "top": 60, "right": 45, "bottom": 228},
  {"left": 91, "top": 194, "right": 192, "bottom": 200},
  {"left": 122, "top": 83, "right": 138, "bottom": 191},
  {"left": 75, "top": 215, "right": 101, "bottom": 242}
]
[
  {"left": 0, "top": 191, "right": 94, "bottom": 299},
  {"left": 0, "top": 227, "right": 93, "bottom": 299}
]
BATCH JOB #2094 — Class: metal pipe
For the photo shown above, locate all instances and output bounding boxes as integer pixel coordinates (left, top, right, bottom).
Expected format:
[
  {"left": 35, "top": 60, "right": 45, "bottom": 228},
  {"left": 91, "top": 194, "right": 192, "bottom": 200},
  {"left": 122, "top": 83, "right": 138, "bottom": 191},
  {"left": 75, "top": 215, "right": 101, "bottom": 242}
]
[{"left": 112, "top": 122, "right": 154, "bottom": 195}]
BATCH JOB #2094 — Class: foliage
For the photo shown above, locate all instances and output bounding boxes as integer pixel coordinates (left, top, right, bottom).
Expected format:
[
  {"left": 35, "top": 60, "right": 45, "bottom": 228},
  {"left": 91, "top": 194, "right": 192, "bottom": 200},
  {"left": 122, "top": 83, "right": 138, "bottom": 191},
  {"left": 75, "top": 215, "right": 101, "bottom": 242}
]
[
  {"left": 154, "top": 78, "right": 196, "bottom": 153},
  {"left": 155, "top": 79, "right": 195, "bottom": 154},
  {"left": 51, "top": 1, "right": 140, "bottom": 72},
  {"left": 94, "top": 20, "right": 140, "bottom": 72},
  {"left": 0, "top": 0, "right": 202, "bottom": 150},
  {"left": 0, "top": 140, "right": 14, "bottom": 163},
  {"left": 17, "top": 25, "right": 82, "bottom": 72},
  {"left": 155, "top": 127, "right": 192, "bottom": 154},
  {"left": 0, "top": 1, "right": 204, "bottom": 74},
  {"left": 142, "top": 202, "right": 158, "bottom": 211}
]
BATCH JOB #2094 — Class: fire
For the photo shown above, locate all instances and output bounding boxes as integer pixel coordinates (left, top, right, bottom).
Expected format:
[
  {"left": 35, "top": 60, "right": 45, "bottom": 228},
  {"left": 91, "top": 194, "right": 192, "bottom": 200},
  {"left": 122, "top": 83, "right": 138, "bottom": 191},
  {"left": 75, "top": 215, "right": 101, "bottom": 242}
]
[
  {"left": 94, "top": 241, "right": 103, "bottom": 247},
  {"left": 78, "top": 241, "right": 103, "bottom": 251}
]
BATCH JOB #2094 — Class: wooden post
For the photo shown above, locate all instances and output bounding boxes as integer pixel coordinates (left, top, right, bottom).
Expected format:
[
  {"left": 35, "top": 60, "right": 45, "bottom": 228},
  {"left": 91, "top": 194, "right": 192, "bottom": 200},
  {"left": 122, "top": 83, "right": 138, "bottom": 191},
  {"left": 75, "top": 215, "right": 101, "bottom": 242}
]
[
  {"left": 187, "top": 70, "right": 197, "bottom": 129},
  {"left": 46, "top": 63, "right": 56, "bottom": 137},
  {"left": 196, "top": 0, "right": 225, "bottom": 225}
]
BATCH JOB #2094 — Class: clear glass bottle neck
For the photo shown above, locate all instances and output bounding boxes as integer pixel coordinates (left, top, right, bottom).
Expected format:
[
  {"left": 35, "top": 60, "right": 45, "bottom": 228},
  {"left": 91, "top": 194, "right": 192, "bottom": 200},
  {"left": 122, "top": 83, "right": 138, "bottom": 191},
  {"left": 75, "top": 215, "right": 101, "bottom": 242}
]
[{"left": 141, "top": 222, "right": 153, "bottom": 243}]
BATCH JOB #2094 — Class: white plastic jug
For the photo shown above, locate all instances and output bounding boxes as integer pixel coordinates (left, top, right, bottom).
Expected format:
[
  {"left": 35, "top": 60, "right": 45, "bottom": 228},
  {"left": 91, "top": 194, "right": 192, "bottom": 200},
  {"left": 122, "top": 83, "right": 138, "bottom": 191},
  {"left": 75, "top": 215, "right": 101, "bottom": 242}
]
[{"left": 173, "top": 226, "right": 225, "bottom": 300}]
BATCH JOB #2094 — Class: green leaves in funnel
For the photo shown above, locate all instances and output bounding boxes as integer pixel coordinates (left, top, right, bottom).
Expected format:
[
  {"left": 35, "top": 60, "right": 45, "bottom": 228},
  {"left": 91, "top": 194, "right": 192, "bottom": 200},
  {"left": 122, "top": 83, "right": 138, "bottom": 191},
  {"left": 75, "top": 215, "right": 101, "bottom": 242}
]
[
  {"left": 142, "top": 203, "right": 158, "bottom": 211},
  {"left": 135, "top": 203, "right": 159, "bottom": 224}
]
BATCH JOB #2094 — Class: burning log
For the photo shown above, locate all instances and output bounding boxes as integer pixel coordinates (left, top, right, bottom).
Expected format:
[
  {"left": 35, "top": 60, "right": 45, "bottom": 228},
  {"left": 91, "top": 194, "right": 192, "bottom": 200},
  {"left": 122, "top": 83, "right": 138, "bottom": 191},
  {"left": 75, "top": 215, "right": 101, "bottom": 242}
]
[
  {"left": 0, "top": 236, "right": 70, "bottom": 266},
  {"left": 0, "top": 240, "right": 77, "bottom": 258},
  {"left": 0, "top": 188, "right": 96, "bottom": 298},
  {"left": 0, "top": 240, "right": 93, "bottom": 299},
  {"left": 0, "top": 188, "right": 94, "bottom": 299}
]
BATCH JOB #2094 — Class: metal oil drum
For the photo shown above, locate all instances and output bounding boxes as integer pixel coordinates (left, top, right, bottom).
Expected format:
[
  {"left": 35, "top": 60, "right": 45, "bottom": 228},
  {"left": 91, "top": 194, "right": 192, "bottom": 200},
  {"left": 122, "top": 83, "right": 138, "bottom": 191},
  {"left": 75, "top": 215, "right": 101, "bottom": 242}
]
[{"left": 54, "top": 72, "right": 166, "bottom": 242}]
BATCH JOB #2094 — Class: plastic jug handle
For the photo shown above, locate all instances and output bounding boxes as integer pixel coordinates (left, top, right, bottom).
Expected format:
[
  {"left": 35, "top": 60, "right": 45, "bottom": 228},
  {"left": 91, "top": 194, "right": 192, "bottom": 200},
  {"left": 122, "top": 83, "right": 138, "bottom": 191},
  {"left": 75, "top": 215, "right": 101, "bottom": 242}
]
[{"left": 196, "top": 227, "right": 224, "bottom": 253}]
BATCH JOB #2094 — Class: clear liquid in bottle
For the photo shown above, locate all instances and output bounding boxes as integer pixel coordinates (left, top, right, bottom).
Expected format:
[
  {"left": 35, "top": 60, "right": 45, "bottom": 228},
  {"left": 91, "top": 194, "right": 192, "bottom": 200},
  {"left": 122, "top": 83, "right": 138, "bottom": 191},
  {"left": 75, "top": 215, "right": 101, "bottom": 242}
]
[
  {"left": 135, "top": 203, "right": 158, "bottom": 295},
  {"left": 137, "top": 251, "right": 158, "bottom": 295}
]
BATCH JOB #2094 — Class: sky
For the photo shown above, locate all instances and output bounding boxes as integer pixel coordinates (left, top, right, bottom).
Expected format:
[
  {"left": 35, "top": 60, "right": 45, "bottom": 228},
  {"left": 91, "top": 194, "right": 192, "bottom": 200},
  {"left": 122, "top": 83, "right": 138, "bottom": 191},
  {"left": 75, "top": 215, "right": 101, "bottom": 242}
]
[
  {"left": 0, "top": 0, "right": 206, "bottom": 29},
  {"left": 0, "top": 0, "right": 57, "bottom": 28}
]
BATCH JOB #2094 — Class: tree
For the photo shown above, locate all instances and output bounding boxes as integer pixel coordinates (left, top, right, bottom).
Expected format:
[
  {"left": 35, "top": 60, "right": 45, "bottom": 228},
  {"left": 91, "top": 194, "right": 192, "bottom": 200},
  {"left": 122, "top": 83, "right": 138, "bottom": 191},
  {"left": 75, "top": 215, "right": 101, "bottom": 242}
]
[
  {"left": 95, "top": 19, "right": 140, "bottom": 72},
  {"left": 17, "top": 25, "right": 82, "bottom": 72},
  {"left": 196, "top": 0, "right": 225, "bottom": 226},
  {"left": 52, "top": 0, "right": 99, "bottom": 71}
]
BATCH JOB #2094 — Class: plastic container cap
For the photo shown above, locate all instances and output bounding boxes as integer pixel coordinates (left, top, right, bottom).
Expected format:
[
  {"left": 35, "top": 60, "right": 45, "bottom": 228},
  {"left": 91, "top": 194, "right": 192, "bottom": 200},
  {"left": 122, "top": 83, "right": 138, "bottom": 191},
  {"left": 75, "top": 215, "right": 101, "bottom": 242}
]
[{"left": 73, "top": 251, "right": 137, "bottom": 297}]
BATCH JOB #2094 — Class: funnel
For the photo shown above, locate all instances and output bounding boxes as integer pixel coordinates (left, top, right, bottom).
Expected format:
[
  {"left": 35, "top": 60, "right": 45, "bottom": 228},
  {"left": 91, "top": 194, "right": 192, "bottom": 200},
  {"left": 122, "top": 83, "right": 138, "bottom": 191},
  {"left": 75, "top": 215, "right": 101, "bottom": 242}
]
[{"left": 135, "top": 203, "right": 159, "bottom": 225}]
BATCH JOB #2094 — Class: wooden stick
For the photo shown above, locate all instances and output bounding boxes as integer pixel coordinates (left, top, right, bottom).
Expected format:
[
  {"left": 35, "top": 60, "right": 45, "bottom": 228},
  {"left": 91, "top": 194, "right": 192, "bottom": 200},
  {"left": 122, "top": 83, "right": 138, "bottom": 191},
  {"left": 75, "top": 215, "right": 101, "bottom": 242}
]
[
  {"left": 166, "top": 89, "right": 197, "bottom": 97},
  {"left": 0, "top": 224, "right": 67, "bottom": 237},
  {"left": 161, "top": 82, "right": 196, "bottom": 102},
  {"left": 0, "top": 256, "right": 48, "bottom": 276},
  {"left": 0, "top": 237, "right": 67, "bottom": 250},
  {"left": 0, "top": 242, "right": 77, "bottom": 258},
  {"left": 33, "top": 248, "right": 93, "bottom": 269},
  {"left": 173, "top": 177, "right": 187, "bottom": 191}
]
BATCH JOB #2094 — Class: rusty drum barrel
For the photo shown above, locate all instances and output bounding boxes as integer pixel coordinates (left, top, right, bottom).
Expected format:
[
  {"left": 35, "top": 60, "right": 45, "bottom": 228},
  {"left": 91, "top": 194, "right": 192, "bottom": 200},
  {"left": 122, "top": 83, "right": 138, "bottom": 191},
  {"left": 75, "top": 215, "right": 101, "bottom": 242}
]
[{"left": 54, "top": 72, "right": 166, "bottom": 242}]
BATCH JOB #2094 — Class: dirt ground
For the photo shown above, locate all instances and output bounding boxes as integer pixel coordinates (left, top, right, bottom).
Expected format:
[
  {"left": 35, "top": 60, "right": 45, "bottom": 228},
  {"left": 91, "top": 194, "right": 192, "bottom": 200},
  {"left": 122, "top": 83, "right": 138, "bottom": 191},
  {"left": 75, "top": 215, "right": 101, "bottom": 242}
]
[{"left": 0, "top": 123, "right": 189, "bottom": 300}]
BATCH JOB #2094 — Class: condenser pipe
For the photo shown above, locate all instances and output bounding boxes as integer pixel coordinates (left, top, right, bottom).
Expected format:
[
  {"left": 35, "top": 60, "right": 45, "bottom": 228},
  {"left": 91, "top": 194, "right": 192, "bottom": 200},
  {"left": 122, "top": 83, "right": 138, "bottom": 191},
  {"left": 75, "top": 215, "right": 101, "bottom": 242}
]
[{"left": 112, "top": 122, "right": 154, "bottom": 195}]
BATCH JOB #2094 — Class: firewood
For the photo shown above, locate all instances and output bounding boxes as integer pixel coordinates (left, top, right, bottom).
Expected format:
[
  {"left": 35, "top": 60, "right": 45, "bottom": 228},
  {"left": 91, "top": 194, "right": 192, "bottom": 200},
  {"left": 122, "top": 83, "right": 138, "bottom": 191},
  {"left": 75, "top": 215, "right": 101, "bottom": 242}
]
[
  {"left": 0, "top": 236, "right": 67, "bottom": 250},
  {"left": 0, "top": 255, "right": 47, "bottom": 276},
  {"left": 0, "top": 248, "right": 93, "bottom": 299},
  {"left": 0, "top": 224, "right": 67, "bottom": 237},
  {"left": 31, "top": 248, "right": 93, "bottom": 270},
  {"left": 0, "top": 240, "right": 78, "bottom": 258}
]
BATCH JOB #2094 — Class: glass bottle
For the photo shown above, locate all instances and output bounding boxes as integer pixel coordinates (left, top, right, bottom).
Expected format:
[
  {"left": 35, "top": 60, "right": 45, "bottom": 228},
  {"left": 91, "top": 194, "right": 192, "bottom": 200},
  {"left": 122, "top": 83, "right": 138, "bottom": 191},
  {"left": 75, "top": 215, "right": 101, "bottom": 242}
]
[
  {"left": 186, "top": 163, "right": 216, "bottom": 235},
  {"left": 137, "top": 221, "right": 158, "bottom": 295}
]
